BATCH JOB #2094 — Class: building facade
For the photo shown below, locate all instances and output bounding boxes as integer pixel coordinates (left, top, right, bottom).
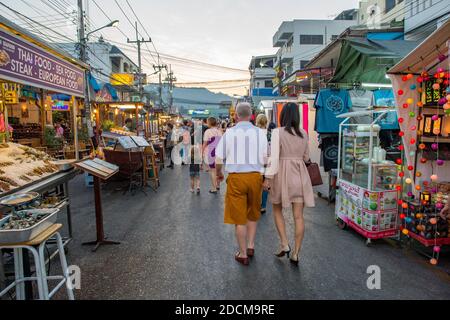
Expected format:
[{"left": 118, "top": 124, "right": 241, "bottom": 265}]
[
  {"left": 272, "top": 12, "right": 357, "bottom": 95},
  {"left": 404, "top": 0, "right": 450, "bottom": 40},
  {"left": 249, "top": 54, "right": 277, "bottom": 97},
  {"left": 358, "top": 0, "right": 406, "bottom": 27}
]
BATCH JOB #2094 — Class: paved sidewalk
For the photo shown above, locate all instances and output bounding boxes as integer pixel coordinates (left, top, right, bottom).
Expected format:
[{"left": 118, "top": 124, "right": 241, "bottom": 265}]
[{"left": 52, "top": 166, "right": 449, "bottom": 299}]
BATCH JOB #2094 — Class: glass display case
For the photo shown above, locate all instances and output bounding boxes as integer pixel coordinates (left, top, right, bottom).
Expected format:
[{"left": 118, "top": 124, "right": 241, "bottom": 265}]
[
  {"left": 340, "top": 124, "right": 397, "bottom": 190},
  {"left": 336, "top": 110, "right": 399, "bottom": 243}
]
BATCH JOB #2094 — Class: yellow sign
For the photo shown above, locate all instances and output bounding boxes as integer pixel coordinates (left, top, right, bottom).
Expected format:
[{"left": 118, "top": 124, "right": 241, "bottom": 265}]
[
  {"left": 4, "top": 91, "right": 18, "bottom": 104},
  {"left": 110, "top": 73, "right": 134, "bottom": 86}
]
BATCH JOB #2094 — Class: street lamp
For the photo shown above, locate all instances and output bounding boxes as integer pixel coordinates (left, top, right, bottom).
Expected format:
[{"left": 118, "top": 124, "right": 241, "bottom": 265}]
[{"left": 85, "top": 20, "right": 119, "bottom": 40}]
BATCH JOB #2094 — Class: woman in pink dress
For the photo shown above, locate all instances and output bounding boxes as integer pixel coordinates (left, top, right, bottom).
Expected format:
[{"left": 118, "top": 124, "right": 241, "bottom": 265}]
[
  {"left": 263, "top": 103, "right": 315, "bottom": 265},
  {"left": 202, "top": 117, "right": 222, "bottom": 194}
]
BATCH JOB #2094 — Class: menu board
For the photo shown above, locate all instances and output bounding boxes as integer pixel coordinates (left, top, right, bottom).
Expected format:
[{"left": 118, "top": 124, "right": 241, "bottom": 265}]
[
  {"left": 74, "top": 158, "right": 119, "bottom": 180},
  {"left": 117, "top": 136, "right": 137, "bottom": 149},
  {"left": 130, "top": 136, "right": 150, "bottom": 147}
]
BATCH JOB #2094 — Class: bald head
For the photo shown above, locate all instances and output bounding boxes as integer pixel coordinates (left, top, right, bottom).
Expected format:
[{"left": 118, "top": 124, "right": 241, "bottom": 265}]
[{"left": 235, "top": 102, "right": 252, "bottom": 121}]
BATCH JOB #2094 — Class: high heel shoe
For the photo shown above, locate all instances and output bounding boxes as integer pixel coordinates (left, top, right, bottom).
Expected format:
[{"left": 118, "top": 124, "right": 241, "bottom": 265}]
[
  {"left": 274, "top": 245, "right": 291, "bottom": 258},
  {"left": 290, "top": 253, "right": 299, "bottom": 265}
]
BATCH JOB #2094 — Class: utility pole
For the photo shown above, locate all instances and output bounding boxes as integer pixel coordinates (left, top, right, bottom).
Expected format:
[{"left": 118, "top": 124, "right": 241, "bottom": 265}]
[
  {"left": 153, "top": 62, "right": 167, "bottom": 110},
  {"left": 127, "top": 22, "right": 151, "bottom": 102},
  {"left": 165, "top": 65, "right": 176, "bottom": 113},
  {"left": 78, "top": 0, "right": 91, "bottom": 121}
]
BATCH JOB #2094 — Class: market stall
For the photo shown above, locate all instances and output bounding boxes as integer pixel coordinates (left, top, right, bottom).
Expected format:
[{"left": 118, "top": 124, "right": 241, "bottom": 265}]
[
  {"left": 336, "top": 110, "right": 399, "bottom": 245},
  {"left": 0, "top": 16, "right": 89, "bottom": 159},
  {"left": 387, "top": 20, "right": 450, "bottom": 264},
  {"left": 0, "top": 16, "right": 87, "bottom": 299}
]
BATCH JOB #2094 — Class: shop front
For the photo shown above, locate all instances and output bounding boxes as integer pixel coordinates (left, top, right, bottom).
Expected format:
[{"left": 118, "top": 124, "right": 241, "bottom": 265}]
[
  {"left": 387, "top": 20, "right": 450, "bottom": 264},
  {"left": 0, "top": 17, "right": 89, "bottom": 158},
  {"left": 0, "top": 16, "right": 90, "bottom": 300}
]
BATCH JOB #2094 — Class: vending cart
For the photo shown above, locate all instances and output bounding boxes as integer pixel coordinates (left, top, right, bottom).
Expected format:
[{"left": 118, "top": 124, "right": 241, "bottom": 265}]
[{"left": 336, "top": 110, "right": 400, "bottom": 245}]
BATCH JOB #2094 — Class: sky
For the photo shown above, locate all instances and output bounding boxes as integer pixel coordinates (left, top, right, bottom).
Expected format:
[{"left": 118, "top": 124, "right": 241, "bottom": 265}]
[{"left": 2, "top": 0, "right": 359, "bottom": 95}]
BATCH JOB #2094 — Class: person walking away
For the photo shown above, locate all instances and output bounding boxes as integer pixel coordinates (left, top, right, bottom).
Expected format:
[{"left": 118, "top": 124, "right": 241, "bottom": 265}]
[
  {"left": 203, "top": 117, "right": 222, "bottom": 194},
  {"left": 216, "top": 103, "right": 268, "bottom": 266},
  {"left": 189, "top": 145, "right": 202, "bottom": 194},
  {"left": 166, "top": 123, "right": 175, "bottom": 169},
  {"left": 263, "top": 103, "right": 315, "bottom": 265},
  {"left": 256, "top": 114, "right": 269, "bottom": 214},
  {"left": 181, "top": 120, "right": 191, "bottom": 165},
  {"left": 201, "top": 118, "right": 208, "bottom": 136}
]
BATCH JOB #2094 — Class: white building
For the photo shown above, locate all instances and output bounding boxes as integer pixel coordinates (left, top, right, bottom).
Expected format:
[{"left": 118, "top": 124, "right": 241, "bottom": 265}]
[
  {"left": 272, "top": 13, "right": 357, "bottom": 94},
  {"left": 358, "top": 0, "right": 406, "bottom": 27},
  {"left": 248, "top": 54, "right": 277, "bottom": 97},
  {"left": 404, "top": 0, "right": 450, "bottom": 40},
  {"left": 357, "top": 0, "right": 450, "bottom": 41},
  {"left": 57, "top": 37, "right": 139, "bottom": 84}
]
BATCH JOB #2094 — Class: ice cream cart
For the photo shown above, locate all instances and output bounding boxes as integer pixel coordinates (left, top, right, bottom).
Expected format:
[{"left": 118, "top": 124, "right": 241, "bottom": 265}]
[{"left": 336, "top": 110, "right": 400, "bottom": 245}]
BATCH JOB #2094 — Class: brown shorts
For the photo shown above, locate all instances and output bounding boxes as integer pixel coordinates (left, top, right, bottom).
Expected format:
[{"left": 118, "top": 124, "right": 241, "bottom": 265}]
[{"left": 224, "top": 172, "right": 263, "bottom": 225}]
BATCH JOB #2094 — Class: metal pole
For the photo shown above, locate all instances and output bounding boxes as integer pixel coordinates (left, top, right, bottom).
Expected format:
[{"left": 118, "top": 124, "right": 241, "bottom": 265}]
[{"left": 78, "top": 0, "right": 92, "bottom": 134}]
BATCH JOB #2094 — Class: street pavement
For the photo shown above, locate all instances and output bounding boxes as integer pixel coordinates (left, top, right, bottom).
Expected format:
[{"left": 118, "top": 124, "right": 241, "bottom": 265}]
[{"left": 53, "top": 165, "right": 450, "bottom": 300}]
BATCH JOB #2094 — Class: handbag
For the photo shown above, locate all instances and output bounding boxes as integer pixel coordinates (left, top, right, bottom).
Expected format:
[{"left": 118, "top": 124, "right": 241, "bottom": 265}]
[{"left": 305, "top": 162, "right": 323, "bottom": 186}]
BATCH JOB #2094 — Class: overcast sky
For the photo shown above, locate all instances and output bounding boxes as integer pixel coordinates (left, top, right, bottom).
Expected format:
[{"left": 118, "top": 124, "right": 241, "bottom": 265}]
[{"left": 2, "top": 0, "right": 359, "bottom": 95}]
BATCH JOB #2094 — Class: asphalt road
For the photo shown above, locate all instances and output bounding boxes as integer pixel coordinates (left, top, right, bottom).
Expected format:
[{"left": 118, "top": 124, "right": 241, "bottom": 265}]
[{"left": 52, "top": 165, "right": 449, "bottom": 300}]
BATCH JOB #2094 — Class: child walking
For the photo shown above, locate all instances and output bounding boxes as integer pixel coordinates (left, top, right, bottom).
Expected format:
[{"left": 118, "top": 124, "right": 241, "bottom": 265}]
[{"left": 189, "top": 145, "right": 201, "bottom": 194}]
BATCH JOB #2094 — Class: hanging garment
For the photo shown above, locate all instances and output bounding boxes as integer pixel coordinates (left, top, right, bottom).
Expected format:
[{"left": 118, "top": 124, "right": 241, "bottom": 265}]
[
  {"left": 319, "top": 133, "right": 339, "bottom": 172},
  {"left": 373, "top": 89, "right": 399, "bottom": 130},
  {"left": 349, "top": 89, "right": 374, "bottom": 124},
  {"left": 373, "top": 89, "right": 396, "bottom": 107},
  {"left": 314, "top": 89, "right": 351, "bottom": 133}
]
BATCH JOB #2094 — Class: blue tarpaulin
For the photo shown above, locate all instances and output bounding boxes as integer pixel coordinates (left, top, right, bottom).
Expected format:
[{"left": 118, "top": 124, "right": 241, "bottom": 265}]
[
  {"left": 88, "top": 74, "right": 101, "bottom": 92},
  {"left": 367, "top": 32, "right": 404, "bottom": 40},
  {"left": 51, "top": 94, "right": 71, "bottom": 101},
  {"left": 104, "top": 83, "right": 119, "bottom": 100}
]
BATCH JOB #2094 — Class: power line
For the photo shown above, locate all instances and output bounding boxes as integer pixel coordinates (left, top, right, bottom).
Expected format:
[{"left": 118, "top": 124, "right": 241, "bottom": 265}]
[
  {"left": 0, "top": 2, "right": 75, "bottom": 42},
  {"left": 124, "top": 0, "right": 160, "bottom": 65}
]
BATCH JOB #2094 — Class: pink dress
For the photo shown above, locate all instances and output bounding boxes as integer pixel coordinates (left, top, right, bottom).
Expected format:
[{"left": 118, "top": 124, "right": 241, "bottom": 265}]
[
  {"left": 265, "top": 127, "right": 315, "bottom": 208},
  {"left": 203, "top": 128, "right": 222, "bottom": 169}
]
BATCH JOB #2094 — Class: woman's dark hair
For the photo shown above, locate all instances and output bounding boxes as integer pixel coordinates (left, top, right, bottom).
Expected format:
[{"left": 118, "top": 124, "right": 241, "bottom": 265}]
[
  {"left": 125, "top": 118, "right": 132, "bottom": 124},
  {"left": 280, "top": 103, "right": 303, "bottom": 138},
  {"left": 167, "top": 123, "right": 174, "bottom": 130},
  {"left": 268, "top": 122, "right": 276, "bottom": 132}
]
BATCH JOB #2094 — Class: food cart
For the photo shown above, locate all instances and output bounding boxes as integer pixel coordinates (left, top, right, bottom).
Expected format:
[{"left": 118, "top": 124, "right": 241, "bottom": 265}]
[{"left": 336, "top": 110, "right": 399, "bottom": 245}]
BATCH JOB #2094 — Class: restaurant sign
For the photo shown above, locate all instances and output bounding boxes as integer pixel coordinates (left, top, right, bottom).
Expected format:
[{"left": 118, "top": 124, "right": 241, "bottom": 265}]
[{"left": 0, "top": 28, "right": 85, "bottom": 97}]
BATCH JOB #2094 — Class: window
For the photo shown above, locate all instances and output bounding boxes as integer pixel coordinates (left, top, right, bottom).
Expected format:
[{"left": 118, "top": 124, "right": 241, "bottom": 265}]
[
  {"left": 385, "top": 0, "right": 396, "bottom": 12},
  {"left": 264, "top": 80, "right": 273, "bottom": 88},
  {"left": 299, "top": 34, "right": 323, "bottom": 45},
  {"left": 300, "top": 60, "right": 310, "bottom": 69},
  {"left": 331, "top": 35, "right": 339, "bottom": 41}
]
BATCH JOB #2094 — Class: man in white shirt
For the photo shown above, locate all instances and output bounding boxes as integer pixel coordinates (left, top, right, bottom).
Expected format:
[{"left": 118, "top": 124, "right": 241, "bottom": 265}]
[{"left": 215, "top": 102, "right": 268, "bottom": 266}]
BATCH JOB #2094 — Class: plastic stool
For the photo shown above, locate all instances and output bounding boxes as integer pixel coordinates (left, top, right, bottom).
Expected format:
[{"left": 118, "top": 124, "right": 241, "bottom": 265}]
[{"left": 0, "top": 224, "right": 74, "bottom": 300}]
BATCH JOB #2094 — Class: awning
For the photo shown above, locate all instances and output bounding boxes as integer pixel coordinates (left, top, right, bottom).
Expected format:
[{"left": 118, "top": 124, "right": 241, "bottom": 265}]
[
  {"left": 89, "top": 74, "right": 101, "bottom": 92},
  {"left": 51, "top": 94, "right": 71, "bottom": 101},
  {"left": 104, "top": 83, "right": 119, "bottom": 101},
  {"left": 331, "top": 38, "right": 421, "bottom": 84}
]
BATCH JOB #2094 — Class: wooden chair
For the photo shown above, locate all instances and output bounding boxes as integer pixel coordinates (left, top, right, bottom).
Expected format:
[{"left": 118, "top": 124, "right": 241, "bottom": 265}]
[{"left": 143, "top": 146, "right": 160, "bottom": 191}]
